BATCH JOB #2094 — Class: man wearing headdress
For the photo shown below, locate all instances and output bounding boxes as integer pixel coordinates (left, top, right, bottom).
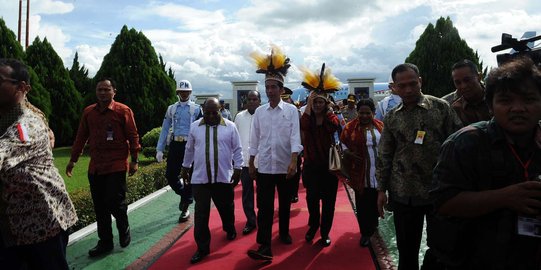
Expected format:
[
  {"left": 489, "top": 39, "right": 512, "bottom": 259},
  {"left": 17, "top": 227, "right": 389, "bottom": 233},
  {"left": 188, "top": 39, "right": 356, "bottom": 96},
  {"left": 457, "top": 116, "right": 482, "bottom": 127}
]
[{"left": 247, "top": 46, "right": 303, "bottom": 261}]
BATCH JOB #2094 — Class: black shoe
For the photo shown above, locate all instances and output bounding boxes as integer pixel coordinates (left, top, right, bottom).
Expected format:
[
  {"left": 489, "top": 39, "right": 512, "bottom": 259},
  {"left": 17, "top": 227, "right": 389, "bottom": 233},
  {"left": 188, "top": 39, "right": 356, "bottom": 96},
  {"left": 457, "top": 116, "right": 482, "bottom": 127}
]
[
  {"left": 227, "top": 230, "right": 237, "bottom": 240},
  {"left": 88, "top": 242, "right": 113, "bottom": 257},
  {"left": 321, "top": 236, "right": 331, "bottom": 247},
  {"left": 279, "top": 234, "right": 292, "bottom": 245},
  {"left": 119, "top": 227, "right": 131, "bottom": 248},
  {"left": 242, "top": 225, "right": 256, "bottom": 235},
  {"left": 190, "top": 250, "right": 209, "bottom": 264},
  {"left": 291, "top": 196, "right": 299, "bottom": 203},
  {"left": 360, "top": 235, "right": 371, "bottom": 247},
  {"left": 305, "top": 227, "right": 317, "bottom": 242},
  {"left": 247, "top": 245, "right": 273, "bottom": 261},
  {"left": 178, "top": 209, "right": 190, "bottom": 223}
]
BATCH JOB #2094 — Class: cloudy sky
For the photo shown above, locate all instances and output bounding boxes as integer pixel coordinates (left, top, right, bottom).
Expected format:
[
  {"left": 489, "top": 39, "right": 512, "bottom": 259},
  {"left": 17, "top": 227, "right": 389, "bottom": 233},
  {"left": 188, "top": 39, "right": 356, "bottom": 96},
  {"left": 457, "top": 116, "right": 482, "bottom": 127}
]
[{"left": 1, "top": 0, "right": 540, "bottom": 98}]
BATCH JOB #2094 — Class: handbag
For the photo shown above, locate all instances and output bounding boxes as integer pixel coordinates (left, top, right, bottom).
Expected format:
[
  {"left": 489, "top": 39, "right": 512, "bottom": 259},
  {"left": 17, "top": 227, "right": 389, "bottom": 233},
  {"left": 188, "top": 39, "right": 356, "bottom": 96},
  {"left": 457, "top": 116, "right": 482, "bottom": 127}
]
[{"left": 328, "top": 143, "right": 343, "bottom": 172}]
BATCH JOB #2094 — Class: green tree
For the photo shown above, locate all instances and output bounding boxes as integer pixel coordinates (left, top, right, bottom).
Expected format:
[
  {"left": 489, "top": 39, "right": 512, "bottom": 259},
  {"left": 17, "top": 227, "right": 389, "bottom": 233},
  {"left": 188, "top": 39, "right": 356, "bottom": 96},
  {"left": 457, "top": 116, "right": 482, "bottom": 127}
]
[
  {"left": 0, "top": 18, "right": 52, "bottom": 119},
  {"left": 26, "top": 37, "right": 83, "bottom": 146},
  {"left": 405, "top": 17, "right": 485, "bottom": 98},
  {"left": 94, "top": 25, "right": 176, "bottom": 136},
  {"left": 69, "top": 52, "right": 93, "bottom": 106}
]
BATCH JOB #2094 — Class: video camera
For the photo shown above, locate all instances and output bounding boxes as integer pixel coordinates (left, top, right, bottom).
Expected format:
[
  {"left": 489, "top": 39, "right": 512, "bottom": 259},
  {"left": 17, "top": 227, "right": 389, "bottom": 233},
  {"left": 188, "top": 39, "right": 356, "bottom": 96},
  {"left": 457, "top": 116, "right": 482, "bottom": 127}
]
[{"left": 491, "top": 33, "right": 541, "bottom": 66}]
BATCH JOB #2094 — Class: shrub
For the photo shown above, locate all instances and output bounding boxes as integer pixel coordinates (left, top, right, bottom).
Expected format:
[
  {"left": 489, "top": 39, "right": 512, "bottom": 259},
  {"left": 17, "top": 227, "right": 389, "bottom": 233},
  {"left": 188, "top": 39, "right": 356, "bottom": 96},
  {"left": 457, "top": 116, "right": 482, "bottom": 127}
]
[
  {"left": 67, "top": 162, "right": 167, "bottom": 232},
  {"left": 141, "top": 127, "right": 162, "bottom": 158}
]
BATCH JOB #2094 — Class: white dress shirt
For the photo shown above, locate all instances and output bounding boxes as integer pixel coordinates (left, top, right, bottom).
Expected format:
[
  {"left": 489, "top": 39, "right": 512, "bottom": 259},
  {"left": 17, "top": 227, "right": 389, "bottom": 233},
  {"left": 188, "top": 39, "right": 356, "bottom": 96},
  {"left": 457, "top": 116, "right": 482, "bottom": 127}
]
[
  {"left": 234, "top": 109, "right": 257, "bottom": 168},
  {"left": 249, "top": 100, "right": 303, "bottom": 174},
  {"left": 182, "top": 117, "right": 243, "bottom": 184}
]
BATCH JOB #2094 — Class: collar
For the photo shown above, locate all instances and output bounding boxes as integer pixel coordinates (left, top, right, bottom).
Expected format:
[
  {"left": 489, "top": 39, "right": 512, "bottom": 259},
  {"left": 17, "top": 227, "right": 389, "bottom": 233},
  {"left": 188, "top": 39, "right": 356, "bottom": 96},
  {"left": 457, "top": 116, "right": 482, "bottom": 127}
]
[
  {"left": 94, "top": 100, "right": 116, "bottom": 112},
  {"left": 266, "top": 99, "right": 285, "bottom": 110},
  {"left": 199, "top": 116, "right": 226, "bottom": 126},
  {"left": 395, "top": 94, "right": 431, "bottom": 111}
]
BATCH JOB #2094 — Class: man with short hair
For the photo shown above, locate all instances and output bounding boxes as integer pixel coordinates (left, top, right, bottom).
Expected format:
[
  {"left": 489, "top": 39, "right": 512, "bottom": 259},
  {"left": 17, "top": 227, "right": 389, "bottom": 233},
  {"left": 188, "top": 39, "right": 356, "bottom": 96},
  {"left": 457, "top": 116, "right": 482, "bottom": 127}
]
[
  {"left": 234, "top": 90, "right": 261, "bottom": 235},
  {"left": 247, "top": 47, "right": 302, "bottom": 261},
  {"left": 442, "top": 59, "right": 491, "bottom": 125},
  {"left": 376, "top": 63, "right": 462, "bottom": 270},
  {"left": 375, "top": 78, "right": 402, "bottom": 121},
  {"left": 0, "top": 58, "right": 78, "bottom": 269},
  {"left": 156, "top": 80, "right": 201, "bottom": 223},
  {"left": 342, "top": 94, "right": 358, "bottom": 123},
  {"left": 181, "top": 97, "right": 243, "bottom": 264},
  {"left": 431, "top": 57, "right": 541, "bottom": 269},
  {"left": 67, "top": 78, "right": 140, "bottom": 257}
]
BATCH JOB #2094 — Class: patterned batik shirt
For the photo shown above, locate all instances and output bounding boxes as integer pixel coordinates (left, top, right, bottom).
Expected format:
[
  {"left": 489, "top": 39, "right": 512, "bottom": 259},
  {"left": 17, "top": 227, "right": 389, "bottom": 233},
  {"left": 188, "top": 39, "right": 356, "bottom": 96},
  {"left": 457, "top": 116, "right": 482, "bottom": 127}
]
[
  {"left": 0, "top": 104, "right": 78, "bottom": 247},
  {"left": 376, "top": 94, "right": 462, "bottom": 205}
]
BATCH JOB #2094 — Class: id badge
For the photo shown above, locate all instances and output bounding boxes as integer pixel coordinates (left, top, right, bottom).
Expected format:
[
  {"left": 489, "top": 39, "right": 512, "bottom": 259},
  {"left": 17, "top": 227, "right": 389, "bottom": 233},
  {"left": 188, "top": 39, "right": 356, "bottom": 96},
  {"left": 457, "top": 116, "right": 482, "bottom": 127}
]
[
  {"left": 106, "top": 130, "right": 114, "bottom": 141},
  {"left": 517, "top": 215, "right": 541, "bottom": 238},
  {"left": 414, "top": 130, "right": 426, "bottom": 144}
]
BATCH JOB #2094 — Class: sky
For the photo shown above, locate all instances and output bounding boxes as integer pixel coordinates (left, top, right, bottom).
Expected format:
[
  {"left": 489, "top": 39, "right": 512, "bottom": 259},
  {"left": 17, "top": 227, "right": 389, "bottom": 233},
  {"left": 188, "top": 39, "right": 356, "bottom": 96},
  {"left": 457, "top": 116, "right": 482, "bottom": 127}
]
[{"left": 1, "top": 0, "right": 540, "bottom": 98}]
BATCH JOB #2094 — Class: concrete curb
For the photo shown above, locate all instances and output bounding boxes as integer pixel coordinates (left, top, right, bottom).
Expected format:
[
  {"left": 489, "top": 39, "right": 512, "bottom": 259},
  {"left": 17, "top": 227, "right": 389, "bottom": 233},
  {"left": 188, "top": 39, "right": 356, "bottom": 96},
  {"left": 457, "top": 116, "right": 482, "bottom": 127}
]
[{"left": 68, "top": 186, "right": 173, "bottom": 246}]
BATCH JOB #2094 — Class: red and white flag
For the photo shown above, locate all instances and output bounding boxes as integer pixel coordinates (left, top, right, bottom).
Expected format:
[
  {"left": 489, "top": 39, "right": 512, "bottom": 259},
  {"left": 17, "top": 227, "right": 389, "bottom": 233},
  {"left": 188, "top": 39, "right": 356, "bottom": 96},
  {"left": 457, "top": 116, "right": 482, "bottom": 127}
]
[{"left": 16, "top": 123, "right": 29, "bottom": 143}]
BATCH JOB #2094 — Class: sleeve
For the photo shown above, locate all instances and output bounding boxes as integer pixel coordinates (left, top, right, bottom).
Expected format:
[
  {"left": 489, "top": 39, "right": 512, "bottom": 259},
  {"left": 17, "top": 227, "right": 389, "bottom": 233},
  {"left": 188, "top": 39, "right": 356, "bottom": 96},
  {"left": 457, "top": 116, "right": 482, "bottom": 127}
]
[
  {"left": 231, "top": 124, "right": 244, "bottom": 169},
  {"left": 70, "top": 111, "right": 90, "bottom": 163},
  {"left": 290, "top": 107, "right": 303, "bottom": 153},
  {"left": 445, "top": 104, "right": 463, "bottom": 137},
  {"left": 157, "top": 106, "right": 173, "bottom": 152},
  {"left": 323, "top": 112, "right": 340, "bottom": 134},
  {"left": 375, "top": 120, "right": 396, "bottom": 191},
  {"left": 249, "top": 111, "right": 260, "bottom": 157},
  {"left": 182, "top": 123, "right": 196, "bottom": 168},
  {"left": 124, "top": 107, "right": 141, "bottom": 159},
  {"left": 375, "top": 100, "right": 384, "bottom": 121},
  {"left": 340, "top": 122, "right": 352, "bottom": 148}
]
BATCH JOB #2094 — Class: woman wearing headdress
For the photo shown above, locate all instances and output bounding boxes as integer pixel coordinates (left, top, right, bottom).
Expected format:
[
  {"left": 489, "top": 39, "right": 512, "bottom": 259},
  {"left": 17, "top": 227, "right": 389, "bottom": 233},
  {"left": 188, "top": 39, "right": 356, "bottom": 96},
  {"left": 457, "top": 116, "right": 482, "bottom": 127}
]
[
  {"left": 300, "top": 63, "right": 341, "bottom": 247},
  {"left": 340, "top": 98, "right": 383, "bottom": 248}
]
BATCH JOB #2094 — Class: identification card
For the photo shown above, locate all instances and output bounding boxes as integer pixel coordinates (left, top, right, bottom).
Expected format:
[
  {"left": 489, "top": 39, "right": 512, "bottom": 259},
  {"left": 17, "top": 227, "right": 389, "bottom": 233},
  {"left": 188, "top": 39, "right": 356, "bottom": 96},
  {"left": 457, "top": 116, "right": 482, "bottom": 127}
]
[
  {"left": 106, "top": 130, "right": 114, "bottom": 141},
  {"left": 517, "top": 215, "right": 541, "bottom": 238},
  {"left": 414, "top": 130, "right": 426, "bottom": 144}
]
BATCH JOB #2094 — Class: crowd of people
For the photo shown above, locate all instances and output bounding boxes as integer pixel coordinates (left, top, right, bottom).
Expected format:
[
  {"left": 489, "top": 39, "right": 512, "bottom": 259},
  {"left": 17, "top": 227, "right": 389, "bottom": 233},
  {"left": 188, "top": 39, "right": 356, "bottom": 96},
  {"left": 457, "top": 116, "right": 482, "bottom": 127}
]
[{"left": 0, "top": 48, "right": 540, "bottom": 270}]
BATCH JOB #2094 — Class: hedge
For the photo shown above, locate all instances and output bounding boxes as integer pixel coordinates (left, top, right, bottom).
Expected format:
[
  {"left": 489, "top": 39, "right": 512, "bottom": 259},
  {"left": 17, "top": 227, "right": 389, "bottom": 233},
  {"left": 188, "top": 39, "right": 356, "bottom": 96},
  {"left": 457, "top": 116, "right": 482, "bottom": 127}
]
[{"left": 67, "top": 162, "right": 167, "bottom": 233}]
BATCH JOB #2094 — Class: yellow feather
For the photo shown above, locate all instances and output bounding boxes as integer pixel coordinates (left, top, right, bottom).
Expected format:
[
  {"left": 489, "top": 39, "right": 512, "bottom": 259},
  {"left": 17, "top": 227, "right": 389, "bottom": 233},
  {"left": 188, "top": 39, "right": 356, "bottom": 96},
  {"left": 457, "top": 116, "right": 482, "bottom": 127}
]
[
  {"left": 249, "top": 51, "right": 270, "bottom": 71},
  {"left": 270, "top": 45, "right": 287, "bottom": 70},
  {"left": 322, "top": 68, "right": 341, "bottom": 91},
  {"left": 300, "top": 66, "right": 320, "bottom": 90}
]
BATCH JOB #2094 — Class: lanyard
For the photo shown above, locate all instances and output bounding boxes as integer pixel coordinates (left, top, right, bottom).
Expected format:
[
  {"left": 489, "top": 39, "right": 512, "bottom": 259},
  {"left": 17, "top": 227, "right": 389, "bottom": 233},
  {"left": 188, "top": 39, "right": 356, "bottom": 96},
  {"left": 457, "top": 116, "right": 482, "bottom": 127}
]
[{"left": 507, "top": 143, "right": 534, "bottom": 181}]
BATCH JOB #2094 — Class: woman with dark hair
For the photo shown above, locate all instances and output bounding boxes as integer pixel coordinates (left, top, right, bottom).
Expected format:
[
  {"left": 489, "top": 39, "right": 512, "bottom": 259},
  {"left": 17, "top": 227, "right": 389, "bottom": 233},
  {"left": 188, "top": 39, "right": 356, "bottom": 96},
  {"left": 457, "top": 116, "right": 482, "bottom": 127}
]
[
  {"left": 300, "top": 64, "right": 341, "bottom": 246},
  {"left": 340, "top": 98, "right": 383, "bottom": 247}
]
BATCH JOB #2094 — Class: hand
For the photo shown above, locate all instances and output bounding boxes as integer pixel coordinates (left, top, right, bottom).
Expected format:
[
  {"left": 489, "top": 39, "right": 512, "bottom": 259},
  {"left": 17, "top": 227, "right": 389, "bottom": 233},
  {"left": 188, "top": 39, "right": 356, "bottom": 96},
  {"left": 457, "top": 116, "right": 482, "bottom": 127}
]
[
  {"left": 180, "top": 167, "right": 190, "bottom": 184},
  {"left": 156, "top": 151, "right": 164, "bottom": 162},
  {"left": 377, "top": 191, "right": 388, "bottom": 218},
  {"left": 231, "top": 169, "right": 241, "bottom": 186},
  {"left": 66, "top": 161, "right": 75, "bottom": 177},
  {"left": 286, "top": 160, "right": 297, "bottom": 179},
  {"left": 500, "top": 181, "right": 541, "bottom": 217},
  {"left": 249, "top": 163, "right": 257, "bottom": 180},
  {"left": 129, "top": 162, "right": 138, "bottom": 176}
]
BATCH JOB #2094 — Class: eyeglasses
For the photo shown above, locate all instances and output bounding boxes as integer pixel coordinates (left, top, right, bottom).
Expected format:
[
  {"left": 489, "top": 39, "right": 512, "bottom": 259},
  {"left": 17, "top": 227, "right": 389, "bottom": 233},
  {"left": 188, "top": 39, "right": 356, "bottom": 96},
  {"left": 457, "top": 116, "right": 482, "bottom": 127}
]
[
  {"left": 0, "top": 76, "right": 19, "bottom": 85},
  {"left": 394, "top": 80, "right": 418, "bottom": 89}
]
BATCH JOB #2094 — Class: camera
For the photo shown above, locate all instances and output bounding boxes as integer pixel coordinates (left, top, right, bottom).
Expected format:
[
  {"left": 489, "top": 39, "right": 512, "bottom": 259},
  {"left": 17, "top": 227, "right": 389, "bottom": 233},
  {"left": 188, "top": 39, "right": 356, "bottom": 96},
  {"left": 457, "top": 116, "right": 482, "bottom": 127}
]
[{"left": 491, "top": 32, "right": 541, "bottom": 66}]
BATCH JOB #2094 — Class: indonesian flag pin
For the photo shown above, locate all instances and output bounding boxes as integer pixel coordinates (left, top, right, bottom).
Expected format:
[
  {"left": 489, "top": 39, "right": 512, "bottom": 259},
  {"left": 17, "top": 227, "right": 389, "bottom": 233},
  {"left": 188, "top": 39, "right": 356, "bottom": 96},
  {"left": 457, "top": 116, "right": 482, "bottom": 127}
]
[{"left": 16, "top": 123, "right": 29, "bottom": 143}]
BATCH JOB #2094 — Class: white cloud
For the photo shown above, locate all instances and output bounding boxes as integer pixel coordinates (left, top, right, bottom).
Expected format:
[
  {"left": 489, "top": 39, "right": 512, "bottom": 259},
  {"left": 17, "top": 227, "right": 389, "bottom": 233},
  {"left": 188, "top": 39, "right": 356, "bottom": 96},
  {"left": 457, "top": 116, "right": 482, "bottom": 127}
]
[
  {"left": 33, "top": 0, "right": 74, "bottom": 15},
  {"left": 73, "top": 44, "right": 110, "bottom": 76}
]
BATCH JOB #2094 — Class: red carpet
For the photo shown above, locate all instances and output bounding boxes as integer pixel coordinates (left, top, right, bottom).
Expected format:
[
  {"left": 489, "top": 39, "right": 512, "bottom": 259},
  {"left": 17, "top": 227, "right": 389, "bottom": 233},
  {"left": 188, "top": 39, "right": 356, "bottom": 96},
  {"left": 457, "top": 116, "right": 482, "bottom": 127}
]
[{"left": 149, "top": 181, "right": 376, "bottom": 270}]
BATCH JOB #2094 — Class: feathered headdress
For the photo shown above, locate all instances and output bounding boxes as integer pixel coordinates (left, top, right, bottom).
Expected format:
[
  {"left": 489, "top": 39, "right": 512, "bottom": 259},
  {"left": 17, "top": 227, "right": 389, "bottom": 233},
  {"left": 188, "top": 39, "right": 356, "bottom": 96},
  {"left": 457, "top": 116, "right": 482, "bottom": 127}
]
[
  {"left": 300, "top": 63, "right": 341, "bottom": 100},
  {"left": 250, "top": 45, "right": 291, "bottom": 84}
]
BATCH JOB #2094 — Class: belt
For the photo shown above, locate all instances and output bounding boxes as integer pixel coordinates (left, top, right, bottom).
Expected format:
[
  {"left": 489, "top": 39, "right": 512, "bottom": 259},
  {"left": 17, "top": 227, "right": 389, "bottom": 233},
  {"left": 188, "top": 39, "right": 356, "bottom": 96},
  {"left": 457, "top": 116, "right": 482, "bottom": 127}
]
[{"left": 173, "top": 136, "right": 188, "bottom": 142}]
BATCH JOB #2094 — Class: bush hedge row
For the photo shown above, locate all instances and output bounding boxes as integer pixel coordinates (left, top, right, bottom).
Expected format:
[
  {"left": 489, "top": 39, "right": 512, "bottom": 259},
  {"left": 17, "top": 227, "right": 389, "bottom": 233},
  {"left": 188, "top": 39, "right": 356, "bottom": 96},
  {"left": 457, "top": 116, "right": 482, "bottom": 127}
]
[{"left": 67, "top": 162, "right": 167, "bottom": 233}]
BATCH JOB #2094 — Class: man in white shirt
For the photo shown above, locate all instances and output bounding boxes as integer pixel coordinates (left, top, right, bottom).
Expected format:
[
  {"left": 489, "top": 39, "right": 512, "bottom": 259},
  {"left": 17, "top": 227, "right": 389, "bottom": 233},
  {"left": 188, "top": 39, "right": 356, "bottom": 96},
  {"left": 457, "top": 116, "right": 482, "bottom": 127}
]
[
  {"left": 247, "top": 72, "right": 303, "bottom": 261},
  {"left": 375, "top": 79, "right": 402, "bottom": 121},
  {"left": 180, "top": 98, "right": 243, "bottom": 264},
  {"left": 233, "top": 90, "right": 261, "bottom": 235}
]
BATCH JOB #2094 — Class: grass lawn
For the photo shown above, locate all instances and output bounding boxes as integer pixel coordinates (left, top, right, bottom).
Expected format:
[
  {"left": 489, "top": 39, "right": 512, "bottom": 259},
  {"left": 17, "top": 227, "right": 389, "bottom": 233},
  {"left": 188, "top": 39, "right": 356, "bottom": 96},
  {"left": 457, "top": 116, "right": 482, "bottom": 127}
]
[{"left": 53, "top": 147, "right": 153, "bottom": 193}]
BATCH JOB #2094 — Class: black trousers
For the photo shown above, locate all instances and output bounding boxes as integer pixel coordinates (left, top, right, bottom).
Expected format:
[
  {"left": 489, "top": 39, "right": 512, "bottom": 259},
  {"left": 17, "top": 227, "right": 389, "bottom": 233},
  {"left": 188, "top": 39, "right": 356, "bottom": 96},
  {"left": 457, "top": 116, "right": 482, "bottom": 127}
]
[
  {"left": 355, "top": 187, "right": 379, "bottom": 238},
  {"left": 0, "top": 230, "right": 69, "bottom": 270},
  {"left": 88, "top": 171, "right": 129, "bottom": 244},
  {"left": 302, "top": 164, "right": 339, "bottom": 238},
  {"left": 166, "top": 141, "right": 193, "bottom": 206},
  {"left": 255, "top": 173, "right": 292, "bottom": 246},
  {"left": 392, "top": 201, "right": 437, "bottom": 270},
  {"left": 192, "top": 183, "right": 235, "bottom": 253},
  {"left": 290, "top": 153, "right": 303, "bottom": 198},
  {"left": 240, "top": 167, "right": 256, "bottom": 227}
]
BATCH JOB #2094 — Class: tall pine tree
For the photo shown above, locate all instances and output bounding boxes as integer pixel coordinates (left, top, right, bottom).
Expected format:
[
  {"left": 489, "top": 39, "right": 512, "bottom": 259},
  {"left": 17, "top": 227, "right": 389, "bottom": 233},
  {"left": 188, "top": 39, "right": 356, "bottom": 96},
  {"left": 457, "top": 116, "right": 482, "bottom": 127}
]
[
  {"left": 69, "top": 52, "right": 93, "bottom": 106},
  {"left": 0, "top": 18, "right": 52, "bottom": 119},
  {"left": 94, "top": 26, "right": 176, "bottom": 136},
  {"left": 26, "top": 37, "right": 82, "bottom": 146},
  {"left": 405, "top": 17, "right": 485, "bottom": 98}
]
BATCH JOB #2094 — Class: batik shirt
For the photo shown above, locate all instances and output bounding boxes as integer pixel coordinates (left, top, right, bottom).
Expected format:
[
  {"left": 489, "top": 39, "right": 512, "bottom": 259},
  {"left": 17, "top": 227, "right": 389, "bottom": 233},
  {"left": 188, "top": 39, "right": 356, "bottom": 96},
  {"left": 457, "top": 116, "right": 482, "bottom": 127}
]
[
  {"left": 376, "top": 94, "right": 462, "bottom": 205},
  {"left": 0, "top": 104, "right": 78, "bottom": 247}
]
